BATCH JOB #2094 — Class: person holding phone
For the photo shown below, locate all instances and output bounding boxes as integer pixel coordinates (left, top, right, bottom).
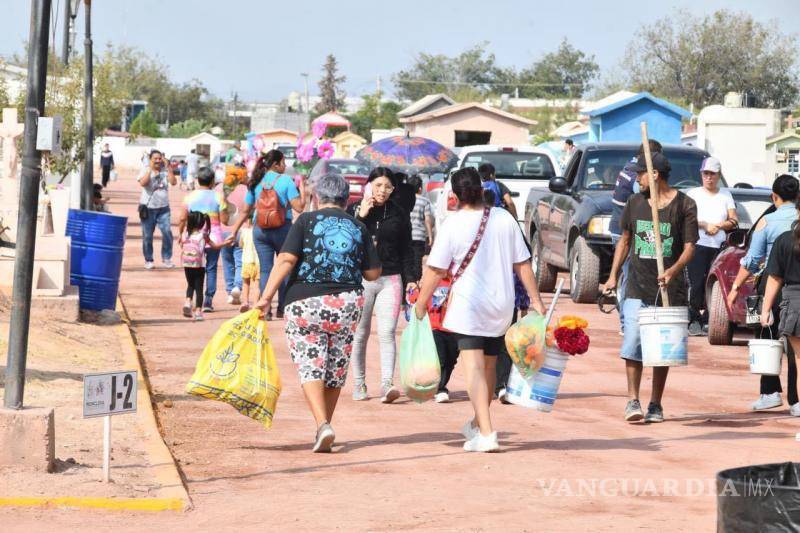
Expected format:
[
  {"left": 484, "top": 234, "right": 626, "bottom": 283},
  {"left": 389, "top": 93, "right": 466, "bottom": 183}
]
[{"left": 138, "top": 150, "right": 178, "bottom": 270}]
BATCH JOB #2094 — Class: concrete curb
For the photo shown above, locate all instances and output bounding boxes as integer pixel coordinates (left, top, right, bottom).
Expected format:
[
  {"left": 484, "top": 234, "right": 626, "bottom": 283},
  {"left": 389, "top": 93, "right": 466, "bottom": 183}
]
[
  {"left": 0, "top": 496, "right": 185, "bottom": 512},
  {"left": 115, "top": 296, "right": 193, "bottom": 511}
]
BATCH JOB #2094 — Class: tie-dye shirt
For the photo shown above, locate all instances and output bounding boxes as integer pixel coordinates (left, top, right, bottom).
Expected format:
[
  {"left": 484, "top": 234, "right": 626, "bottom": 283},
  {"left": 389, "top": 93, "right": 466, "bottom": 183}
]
[{"left": 182, "top": 189, "right": 227, "bottom": 243}]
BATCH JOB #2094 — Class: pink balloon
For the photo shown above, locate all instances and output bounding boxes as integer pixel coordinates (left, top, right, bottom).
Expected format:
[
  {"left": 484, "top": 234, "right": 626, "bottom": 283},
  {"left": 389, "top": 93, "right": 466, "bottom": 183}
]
[
  {"left": 312, "top": 121, "right": 327, "bottom": 139},
  {"left": 253, "top": 137, "right": 265, "bottom": 152}
]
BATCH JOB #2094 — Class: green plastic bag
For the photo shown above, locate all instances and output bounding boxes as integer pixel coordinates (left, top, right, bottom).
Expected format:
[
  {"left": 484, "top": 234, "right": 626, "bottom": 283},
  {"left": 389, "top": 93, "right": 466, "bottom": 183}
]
[{"left": 399, "top": 313, "right": 441, "bottom": 403}]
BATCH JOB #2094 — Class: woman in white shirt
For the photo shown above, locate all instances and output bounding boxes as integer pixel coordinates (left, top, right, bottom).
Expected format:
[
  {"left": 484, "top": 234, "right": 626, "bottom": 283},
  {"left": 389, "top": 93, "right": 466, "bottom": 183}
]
[{"left": 415, "top": 167, "right": 546, "bottom": 452}]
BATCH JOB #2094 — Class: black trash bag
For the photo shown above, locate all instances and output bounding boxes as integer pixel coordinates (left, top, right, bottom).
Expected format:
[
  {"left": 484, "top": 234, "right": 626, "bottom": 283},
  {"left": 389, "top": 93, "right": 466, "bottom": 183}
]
[{"left": 717, "top": 462, "right": 800, "bottom": 532}]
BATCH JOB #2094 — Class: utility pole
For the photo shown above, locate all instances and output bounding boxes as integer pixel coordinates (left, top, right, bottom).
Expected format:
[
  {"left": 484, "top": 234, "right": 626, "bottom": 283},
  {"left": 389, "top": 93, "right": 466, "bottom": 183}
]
[
  {"left": 300, "top": 73, "right": 309, "bottom": 113},
  {"left": 376, "top": 75, "right": 382, "bottom": 114},
  {"left": 60, "top": 0, "right": 71, "bottom": 64},
  {"left": 232, "top": 92, "right": 238, "bottom": 137},
  {"left": 80, "top": 0, "right": 93, "bottom": 210},
  {"left": 4, "top": 0, "right": 52, "bottom": 409}
]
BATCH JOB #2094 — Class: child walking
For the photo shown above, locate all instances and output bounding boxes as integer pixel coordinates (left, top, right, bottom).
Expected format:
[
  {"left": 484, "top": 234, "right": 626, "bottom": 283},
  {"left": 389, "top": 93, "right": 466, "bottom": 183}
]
[
  {"left": 238, "top": 217, "right": 260, "bottom": 312},
  {"left": 181, "top": 211, "right": 226, "bottom": 321},
  {"left": 407, "top": 175, "right": 434, "bottom": 280}
]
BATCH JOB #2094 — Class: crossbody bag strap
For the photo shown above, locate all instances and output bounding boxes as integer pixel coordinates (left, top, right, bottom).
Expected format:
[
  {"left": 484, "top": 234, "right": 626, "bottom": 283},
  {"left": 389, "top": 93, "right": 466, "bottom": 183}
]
[{"left": 451, "top": 207, "right": 491, "bottom": 285}]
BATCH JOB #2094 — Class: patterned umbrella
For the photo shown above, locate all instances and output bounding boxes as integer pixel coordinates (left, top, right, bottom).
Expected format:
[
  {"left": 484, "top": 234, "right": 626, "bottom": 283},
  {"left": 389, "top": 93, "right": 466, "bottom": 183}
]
[{"left": 355, "top": 135, "right": 458, "bottom": 174}]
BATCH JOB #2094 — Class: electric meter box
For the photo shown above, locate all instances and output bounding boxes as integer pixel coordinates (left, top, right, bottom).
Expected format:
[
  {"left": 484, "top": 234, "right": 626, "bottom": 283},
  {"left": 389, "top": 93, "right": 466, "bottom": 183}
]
[{"left": 36, "top": 115, "right": 63, "bottom": 155}]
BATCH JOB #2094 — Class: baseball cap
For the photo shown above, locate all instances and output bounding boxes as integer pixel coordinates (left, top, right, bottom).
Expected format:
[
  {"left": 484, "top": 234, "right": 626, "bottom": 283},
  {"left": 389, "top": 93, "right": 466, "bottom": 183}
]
[
  {"left": 700, "top": 156, "right": 721, "bottom": 173},
  {"left": 634, "top": 152, "right": 671, "bottom": 174}
]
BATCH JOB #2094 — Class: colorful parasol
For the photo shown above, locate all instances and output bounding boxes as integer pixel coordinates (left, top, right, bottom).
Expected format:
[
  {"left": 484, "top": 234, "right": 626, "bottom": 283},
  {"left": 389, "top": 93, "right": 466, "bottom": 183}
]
[{"left": 355, "top": 135, "right": 458, "bottom": 174}]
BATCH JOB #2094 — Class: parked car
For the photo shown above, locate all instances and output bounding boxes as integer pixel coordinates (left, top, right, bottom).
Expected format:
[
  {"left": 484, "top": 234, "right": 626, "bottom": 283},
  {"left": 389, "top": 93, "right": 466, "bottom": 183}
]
[
  {"left": 308, "top": 158, "right": 371, "bottom": 204},
  {"left": 275, "top": 143, "right": 298, "bottom": 168},
  {"left": 524, "top": 142, "right": 772, "bottom": 304},
  {"left": 169, "top": 154, "right": 186, "bottom": 174},
  {"left": 705, "top": 205, "right": 774, "bottom": 345},
  {"left": 454, "top": 145, "right": 559, "bottom": 222}
]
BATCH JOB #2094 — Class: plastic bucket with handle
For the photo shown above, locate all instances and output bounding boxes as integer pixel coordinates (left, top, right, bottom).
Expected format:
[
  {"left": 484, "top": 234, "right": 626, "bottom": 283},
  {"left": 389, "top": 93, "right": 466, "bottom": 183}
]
[
  {"left": 749, "top": 329, "right": 783, "bottom": 375},
  {"left": 506, "top": 348, "right": 569, "bottom": 412},
  {"left": 638, "top": 304, "right": 689, "bottom": 367}
]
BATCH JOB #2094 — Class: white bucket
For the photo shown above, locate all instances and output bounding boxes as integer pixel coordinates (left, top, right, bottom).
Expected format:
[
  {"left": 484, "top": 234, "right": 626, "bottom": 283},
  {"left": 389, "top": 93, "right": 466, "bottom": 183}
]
[
  {"left": 748, "top": 339, "right": 783, "bottom": 375},
  {"left": 638, "top": 306, "right": 689, "bottom": 367},
  {"left": 506, "top": 348, "right": 569, "bottom": 412}
]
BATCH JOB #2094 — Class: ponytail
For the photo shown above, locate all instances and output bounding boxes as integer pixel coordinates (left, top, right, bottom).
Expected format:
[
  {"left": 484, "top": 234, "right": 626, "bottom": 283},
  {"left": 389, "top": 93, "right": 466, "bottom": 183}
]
[{"left": 248, "top": 149, "right": 285, "bottom": 192}]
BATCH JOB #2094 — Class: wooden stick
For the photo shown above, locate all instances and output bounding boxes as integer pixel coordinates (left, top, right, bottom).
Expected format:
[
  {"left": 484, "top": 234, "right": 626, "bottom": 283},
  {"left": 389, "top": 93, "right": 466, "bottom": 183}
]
[{"left": 640, "top": 122, "right": 670, "bottom": 306}]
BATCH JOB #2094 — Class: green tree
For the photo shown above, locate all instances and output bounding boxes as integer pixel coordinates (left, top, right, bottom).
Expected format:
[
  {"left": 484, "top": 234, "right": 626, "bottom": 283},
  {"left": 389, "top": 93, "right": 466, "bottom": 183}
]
[
  {"left": 317, "top": 54, "right": 346, "bottom": 112},
  {"left": 622, "top": 9, "right": 800, "bottom": 109},
  {"left": 168, "top": 118, "right": 211, "bottom": 138},
  {"left": 129, "top": 109, "right": 161, "bottom": 137},
  {"left": 347, "top": 94, "right": 402, "bottom": 139},
  {"left": 516, "top": 39, "right": 599, "bottom": 98},
  {"left": 0, "top": 65, "right": 9, "bottom": 109}
]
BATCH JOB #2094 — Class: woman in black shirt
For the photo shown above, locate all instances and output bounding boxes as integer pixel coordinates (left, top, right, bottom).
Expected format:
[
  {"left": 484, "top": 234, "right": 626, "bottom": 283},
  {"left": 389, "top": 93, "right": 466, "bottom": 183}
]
[
  {"left": 256, "top": 173, "right": 382, "bottom": 452},
  {"left": 347, "top": 167, "right": 418, "bottom": 403}
]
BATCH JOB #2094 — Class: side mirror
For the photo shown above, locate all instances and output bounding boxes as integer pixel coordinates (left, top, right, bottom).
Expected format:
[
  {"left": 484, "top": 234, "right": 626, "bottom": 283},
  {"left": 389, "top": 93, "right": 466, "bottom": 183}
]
[
  {"left": 726, "top": 229, "right": 747, "bottom": 248},
  {"left": 549, "top": 176, "right": 568, "bottom": 194}
]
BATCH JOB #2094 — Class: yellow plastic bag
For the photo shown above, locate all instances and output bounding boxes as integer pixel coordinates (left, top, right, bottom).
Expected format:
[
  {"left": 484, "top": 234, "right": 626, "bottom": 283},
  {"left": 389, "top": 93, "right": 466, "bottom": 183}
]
[{"left": 186, "top": 309, "right": 281, "bottom": 429}]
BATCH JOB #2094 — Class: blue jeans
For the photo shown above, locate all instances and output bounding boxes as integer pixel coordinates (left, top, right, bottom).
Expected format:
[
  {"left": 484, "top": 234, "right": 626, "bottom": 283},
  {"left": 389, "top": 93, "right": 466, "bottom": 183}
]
[
  {"left": 141, "top": 206, "right": 173, "bottom": 262},
  {"left": 221, "top": 233, "right": 243, "bottom": 293},
  {"left": 204, "top": 248, "right": 221, "bottom": 307},
  {"left": 611, "top": 234, "right": 630, "bottom": 329},
  {"left": 254, "top": 222, "right": 291, "bottom": 311},
  {"left": 621, "top": 298, "right": 647, "bottom": 361}
]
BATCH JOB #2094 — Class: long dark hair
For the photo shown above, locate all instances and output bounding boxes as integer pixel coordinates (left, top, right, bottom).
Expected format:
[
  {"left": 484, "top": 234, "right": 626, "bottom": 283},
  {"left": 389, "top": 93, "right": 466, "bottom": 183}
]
[
  {"left": 368, "top": 166, "right": 396, "bottom": 186},
  {"left": 186, "top": 211, "right": 210, "bottom": 235},
  {"left": 451, "top": 167, "right": 484, "bottom": 207},
  {"left": 248, "top": 149, "right": 284, "bottom": 192}
]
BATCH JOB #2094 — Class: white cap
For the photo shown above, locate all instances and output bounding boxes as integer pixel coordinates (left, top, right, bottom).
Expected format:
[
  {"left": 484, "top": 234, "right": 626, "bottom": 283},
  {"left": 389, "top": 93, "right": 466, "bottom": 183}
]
[{"left": 700, "top": 156, "right": 721, "bottom": 173}]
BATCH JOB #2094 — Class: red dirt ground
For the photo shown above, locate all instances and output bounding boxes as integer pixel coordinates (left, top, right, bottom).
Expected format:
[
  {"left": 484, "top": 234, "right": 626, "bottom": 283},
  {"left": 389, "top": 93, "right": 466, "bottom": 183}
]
[{"left": 2, "top": 172, "right": 798, "bottom": 531}]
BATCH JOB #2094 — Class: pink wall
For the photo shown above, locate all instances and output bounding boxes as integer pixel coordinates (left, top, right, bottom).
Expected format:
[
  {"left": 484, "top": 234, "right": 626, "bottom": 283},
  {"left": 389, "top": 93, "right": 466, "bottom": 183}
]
[{"left": 404, "top": 108, "right": 530, "bottom": 147}]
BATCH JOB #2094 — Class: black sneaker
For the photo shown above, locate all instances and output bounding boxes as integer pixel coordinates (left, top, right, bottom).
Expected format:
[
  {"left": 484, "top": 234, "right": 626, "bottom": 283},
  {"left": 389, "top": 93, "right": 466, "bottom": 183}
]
[
  {"left": 644, "top": 402, "right": 664, "bottom": 423},
  {"left": 625, "top": 399, "right": 644, "bottom": 422},
  {"left": 688, "top": 321, "right": 703, "bottom": 336}
]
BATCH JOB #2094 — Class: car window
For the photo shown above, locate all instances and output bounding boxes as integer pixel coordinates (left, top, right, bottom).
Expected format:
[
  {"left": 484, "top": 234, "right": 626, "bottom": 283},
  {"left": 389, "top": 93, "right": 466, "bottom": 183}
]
[
  {"left": 327, "top": 161, "right": 370, "bottom": 175},
  {"left": 277, "top": 146, "right": 297, "bottom": 159},
  {"left": 461, "top": 152, "right": 556, "bottom": 180},
  {"left": 579, "top": 149, "right": 709, "bottom": 190},
  {"left": 564, "top": 151, "right": 582, "bottom": 186}
]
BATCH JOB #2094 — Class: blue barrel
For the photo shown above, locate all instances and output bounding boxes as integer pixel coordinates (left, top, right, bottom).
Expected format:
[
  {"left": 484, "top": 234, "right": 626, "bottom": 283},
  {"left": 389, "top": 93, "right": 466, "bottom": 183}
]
[{"left": 65, "top": 209, "right": 128, "bottom": 311}]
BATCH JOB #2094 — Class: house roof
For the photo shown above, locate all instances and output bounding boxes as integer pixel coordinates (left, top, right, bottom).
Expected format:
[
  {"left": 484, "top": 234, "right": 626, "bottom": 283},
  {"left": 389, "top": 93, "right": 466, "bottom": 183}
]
[
  {"left": 188, "top": 132, "right": 220, "bottom": 142},
  {"left": 580, "top": 90, "right": 636, "bottom": 114},
  {"left": 397, "top": 94, "right": 456, "bottom": 118},
  {"left": 333, "top": 131, "right": 366, "bottom": 143},
  {"left": 398, "top": 102, "right": 537, "bottom": 126},
  {"left": 766, "top": 131, "right": 800, "bottom": 147},
  {"left": 551, "top": 120, "right": 589, "bottom": 138},
  {"left": 312, "top": 111, "right": 351, "bottom": 127},
  {"left": 257, "top": 128, "right": 298, "bottom": 137},
  {"left": 583, "top": 91, "right": 691, "bottom": 119}
]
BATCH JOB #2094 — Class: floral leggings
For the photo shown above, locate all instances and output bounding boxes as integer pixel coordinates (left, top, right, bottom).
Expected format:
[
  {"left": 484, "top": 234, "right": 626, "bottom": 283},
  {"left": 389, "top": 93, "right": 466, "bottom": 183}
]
[{"left": 285, "top": 290, "right": 365, "bottom": 388}]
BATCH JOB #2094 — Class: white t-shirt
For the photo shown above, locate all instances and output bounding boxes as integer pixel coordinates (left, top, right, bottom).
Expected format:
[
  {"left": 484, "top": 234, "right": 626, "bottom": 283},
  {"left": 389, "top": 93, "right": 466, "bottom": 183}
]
[
  {"left": 186, "top": 153, "right": 200, "bottom": 176},
  {"left": 427, "top": 207, "right": 531, "bottom": 337},
  {"left": 687, "top": 187, "right": 735, "bottom": 248}
]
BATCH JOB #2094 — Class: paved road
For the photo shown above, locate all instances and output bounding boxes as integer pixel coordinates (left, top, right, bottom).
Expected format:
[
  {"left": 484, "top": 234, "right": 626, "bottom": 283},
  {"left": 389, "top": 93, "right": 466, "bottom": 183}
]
[{"left": 12, "top": 172, "right": 798, "bottom": 531}]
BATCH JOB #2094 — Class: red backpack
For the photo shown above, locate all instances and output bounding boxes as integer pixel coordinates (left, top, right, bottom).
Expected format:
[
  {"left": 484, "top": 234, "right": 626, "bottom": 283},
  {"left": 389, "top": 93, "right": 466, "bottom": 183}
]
[{"left": 255, "top": 174, "right": 287, "bottom": 229}]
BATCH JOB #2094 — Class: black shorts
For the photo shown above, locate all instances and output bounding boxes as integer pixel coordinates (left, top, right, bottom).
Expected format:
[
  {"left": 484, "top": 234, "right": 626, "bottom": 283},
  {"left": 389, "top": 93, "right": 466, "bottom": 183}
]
[{"left": 452, "top": 334, "right": 504, "bottom": 356}]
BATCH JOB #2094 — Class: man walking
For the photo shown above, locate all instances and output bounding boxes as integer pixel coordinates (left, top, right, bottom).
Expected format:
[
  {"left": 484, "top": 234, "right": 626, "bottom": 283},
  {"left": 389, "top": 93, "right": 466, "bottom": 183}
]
[
  {"left": 603, "top": 153, "right": 698, "bottom": 423},
  {"left": 139, "top": 150, "right": 178, "bottom": 269},
  {"left": 100, "top": 143, "right": 115, "bottom": 187},
  {"left": 185, "top": 149, "right": 200, "bottom": 191},
  {"left": 178, "top": 166, "right": 229, "bottom": 312},
  {"left": 686, "top": 157, "right": 737, "bottom": 336}
]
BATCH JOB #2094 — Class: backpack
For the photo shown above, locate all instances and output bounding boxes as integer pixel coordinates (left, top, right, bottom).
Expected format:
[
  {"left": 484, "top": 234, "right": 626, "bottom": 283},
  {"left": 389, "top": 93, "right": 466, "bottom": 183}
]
[
  {"left": 255, "top": 174, "right": 287, "bottom": 229},
  {"left": 181, "top": 232, "right": 206, "bottom": 268},
  {"left": 482, "top": 180, "right": 503, "bottom": 207}
]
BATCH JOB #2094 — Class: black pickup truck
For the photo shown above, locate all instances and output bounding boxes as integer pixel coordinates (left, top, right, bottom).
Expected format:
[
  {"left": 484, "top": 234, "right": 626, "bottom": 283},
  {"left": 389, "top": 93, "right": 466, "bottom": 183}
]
[{"left": 524, "top": 142, "right": 772, "bottom": 304}]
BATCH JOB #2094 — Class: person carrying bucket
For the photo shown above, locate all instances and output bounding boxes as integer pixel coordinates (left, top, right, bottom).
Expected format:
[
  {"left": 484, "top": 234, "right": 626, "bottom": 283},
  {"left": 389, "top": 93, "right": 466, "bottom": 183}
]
[{"left": 603, "top": 152, "right": 698, "bottom": 423}]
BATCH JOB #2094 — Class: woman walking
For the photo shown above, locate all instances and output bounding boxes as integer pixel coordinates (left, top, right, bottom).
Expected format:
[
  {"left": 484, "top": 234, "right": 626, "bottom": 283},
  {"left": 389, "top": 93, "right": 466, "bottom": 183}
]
[
  {"left": 348, "top": 167, "right": 418, "bottom": 403},
  {"left": 415, "top": 167, "right": 546, "bottom": 452},
  {"left": 255, "top": 174, "right": 381, "bottom": 452},
  {"left": 230, "top": 150, "right": 306, "bottom": 319}
]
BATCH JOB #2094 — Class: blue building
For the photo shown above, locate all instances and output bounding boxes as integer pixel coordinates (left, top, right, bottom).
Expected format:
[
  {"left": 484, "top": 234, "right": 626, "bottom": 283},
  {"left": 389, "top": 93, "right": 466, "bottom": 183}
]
[{"left": 583, "top": 92, "right": 691, "bottom": 144}]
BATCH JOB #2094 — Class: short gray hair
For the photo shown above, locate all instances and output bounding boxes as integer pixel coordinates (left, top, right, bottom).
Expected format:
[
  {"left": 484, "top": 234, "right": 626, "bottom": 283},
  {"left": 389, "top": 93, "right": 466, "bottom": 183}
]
[{"left": 315, "top": 173, "right": 350, "bottom": 207}]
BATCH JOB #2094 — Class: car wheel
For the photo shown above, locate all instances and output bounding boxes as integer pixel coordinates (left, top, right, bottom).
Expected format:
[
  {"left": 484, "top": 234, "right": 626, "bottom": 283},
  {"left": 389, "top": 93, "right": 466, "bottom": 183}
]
[
  {"left": 569, "top": 236, "right": 600, "bottom": 304},
  {"left": 707, "top": 280, "right": 733, "bottom": 345},
  {"left": 532, "top": 235, "right": 557, "bottom": 293}
]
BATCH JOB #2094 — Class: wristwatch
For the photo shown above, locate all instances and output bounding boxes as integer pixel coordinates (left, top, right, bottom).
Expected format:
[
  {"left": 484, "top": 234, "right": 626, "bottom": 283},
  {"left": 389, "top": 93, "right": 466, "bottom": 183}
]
[{"left": 732, "top": 284, "right": 740, "bottom": 291}]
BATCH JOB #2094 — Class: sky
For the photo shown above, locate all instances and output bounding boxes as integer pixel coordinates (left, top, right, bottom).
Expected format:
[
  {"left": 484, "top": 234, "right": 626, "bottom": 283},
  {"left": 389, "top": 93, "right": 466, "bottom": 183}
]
[{"left": 1, "top": 0, "right": 798, "bottom": 103}]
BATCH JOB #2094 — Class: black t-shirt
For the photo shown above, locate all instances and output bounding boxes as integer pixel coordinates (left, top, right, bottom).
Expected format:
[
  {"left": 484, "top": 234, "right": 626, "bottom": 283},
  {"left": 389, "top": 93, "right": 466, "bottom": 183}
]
[
  {"left": 766, "top": 229, "right": 800, "bottom": 286},
  {"left": 347, "top": 199, "right": 418, "bottom": 281},
  {"left": 391, "top": 182, "right": 417, "bottom": 213},
  {"left": 621, "top": 191, "right": 699, "bottom": 306},
  {"left": 281, "top": 208, "right": 381, "bottom": 305}
]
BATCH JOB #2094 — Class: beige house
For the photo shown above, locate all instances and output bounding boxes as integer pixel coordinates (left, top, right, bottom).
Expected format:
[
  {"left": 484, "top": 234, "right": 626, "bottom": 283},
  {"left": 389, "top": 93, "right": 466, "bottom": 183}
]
[
  {"left": 257, "top": 129, "right": 298, "bottom": 148},
  {"left": 399, "top": 102, "right": 536, "bottom": 147},
  {"left": 333, "top": 131, "right": 366, "bottom": 158}
]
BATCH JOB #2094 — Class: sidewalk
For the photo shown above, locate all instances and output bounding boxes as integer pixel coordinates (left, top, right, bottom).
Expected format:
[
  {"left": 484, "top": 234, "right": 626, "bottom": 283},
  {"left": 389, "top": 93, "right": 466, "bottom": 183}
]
[{"left": 3, "top": 169, "right": 799, "bottom": 531}]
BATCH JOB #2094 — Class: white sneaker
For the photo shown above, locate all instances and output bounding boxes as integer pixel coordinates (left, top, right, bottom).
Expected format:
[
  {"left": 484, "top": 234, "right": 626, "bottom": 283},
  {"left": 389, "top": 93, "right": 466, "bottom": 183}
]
[
  {"left": 313, "top": 423, "right": 335, "bottom": 453},
  {"left": 463, "top": 431, "right": 500, "bottom": 452},
  {"left": 227, "top": 294, "right": 235, "bottom": 305},
  {"left": 381, "top": 384, "right": 400, "bottom": 404},
  {"left": 790, "top": 403, "right": 800, "bottom": 417},
  {"left": 461, "top": 419, "right": 478, "bottom": 440},
  {"left": 162, "top": 260, "right": 175, "bottom": 269},
  {"left": 230, "top": 287, "right": 241, "bottom": 305},
  {"left": 434, "top": 391, "right": 450, "bottom": 403},
  {"left": 144, "top": 261, "right": 154, "bottom": 270},
  {"left": 497, "top": 388, "right": 511, "bottom": 405},
  {"left": 751, "top": 392, "right": 782, "bottom": 411}
]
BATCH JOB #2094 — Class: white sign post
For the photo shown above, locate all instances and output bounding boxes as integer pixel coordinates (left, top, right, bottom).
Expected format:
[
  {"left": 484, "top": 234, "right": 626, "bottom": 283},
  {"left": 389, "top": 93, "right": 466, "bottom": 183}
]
[{"left": 83, "top": 371, "right": 138, "bottom": 482}]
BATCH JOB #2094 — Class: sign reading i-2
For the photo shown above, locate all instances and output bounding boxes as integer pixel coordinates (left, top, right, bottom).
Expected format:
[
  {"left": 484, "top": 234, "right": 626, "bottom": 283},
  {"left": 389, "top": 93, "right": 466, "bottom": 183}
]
[{"left": 83, "top": 371, "right": 137, "bottom": 418}]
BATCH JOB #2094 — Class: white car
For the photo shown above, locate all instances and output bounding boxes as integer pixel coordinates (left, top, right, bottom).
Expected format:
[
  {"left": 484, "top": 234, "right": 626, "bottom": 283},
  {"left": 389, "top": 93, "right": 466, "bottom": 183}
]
[{"left": 436, "top": 145, "right": 559, "bottom": 225}]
